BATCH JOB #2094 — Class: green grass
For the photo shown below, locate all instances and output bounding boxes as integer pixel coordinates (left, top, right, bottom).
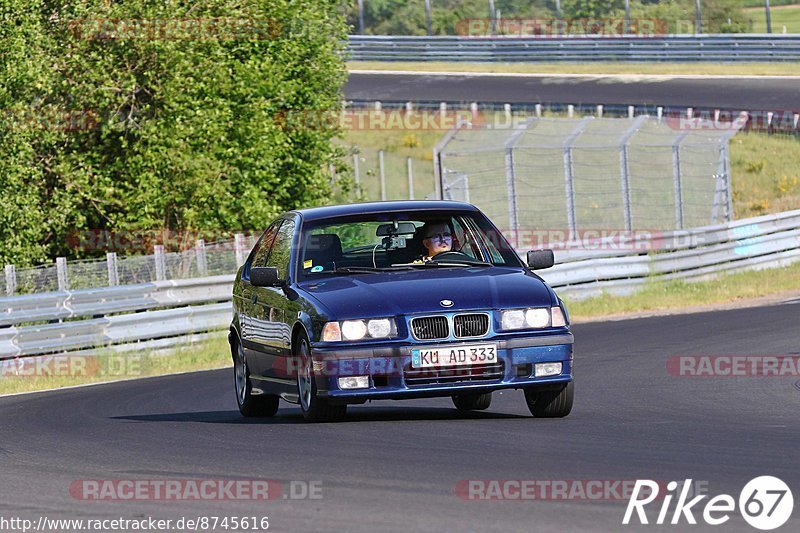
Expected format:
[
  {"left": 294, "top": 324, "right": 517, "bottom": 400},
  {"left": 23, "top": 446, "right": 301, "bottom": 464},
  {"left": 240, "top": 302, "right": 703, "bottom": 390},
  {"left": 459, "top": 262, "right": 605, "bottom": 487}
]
[
  {"left": 0, "top": 335, "right": 231, "bottom": 396},
  {"left": 565, "top": 261, "right": 800, "bottom": 320},
  {"left": 747, "top": 4, "right": 800, "bottom": 33},
  {"left": 348, "top": 61, "right": 800, "bottom": 76},
  {"left": 731, "top": 132, "right": 800, "bottom": 218}
]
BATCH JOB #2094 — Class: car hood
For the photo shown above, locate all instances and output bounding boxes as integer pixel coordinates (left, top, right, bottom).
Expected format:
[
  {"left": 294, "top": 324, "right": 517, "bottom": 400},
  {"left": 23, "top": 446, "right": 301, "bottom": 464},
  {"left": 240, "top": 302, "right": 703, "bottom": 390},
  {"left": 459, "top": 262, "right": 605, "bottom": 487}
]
[{"left": 296, "top": 267, "right": 555, "bottom": 318}]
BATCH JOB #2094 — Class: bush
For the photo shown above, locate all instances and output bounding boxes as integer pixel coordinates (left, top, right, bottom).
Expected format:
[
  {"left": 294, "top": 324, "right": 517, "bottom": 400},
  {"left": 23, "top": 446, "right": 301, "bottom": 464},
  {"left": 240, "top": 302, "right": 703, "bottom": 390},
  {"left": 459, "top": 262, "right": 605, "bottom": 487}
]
[{"left": 0, "top": 0, "right": 347, "bottom": 265}]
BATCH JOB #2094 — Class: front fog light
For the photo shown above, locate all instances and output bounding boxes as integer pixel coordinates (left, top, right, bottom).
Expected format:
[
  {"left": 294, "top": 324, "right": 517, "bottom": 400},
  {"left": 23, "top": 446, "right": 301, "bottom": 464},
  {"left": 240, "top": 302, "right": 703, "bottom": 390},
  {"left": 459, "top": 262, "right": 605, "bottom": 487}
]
[
  {"left": 535, "top": 362, "right": 563, "bottom": 377},
  {"left": 338, "top": 376, "right": 369, "bottom": 390}
]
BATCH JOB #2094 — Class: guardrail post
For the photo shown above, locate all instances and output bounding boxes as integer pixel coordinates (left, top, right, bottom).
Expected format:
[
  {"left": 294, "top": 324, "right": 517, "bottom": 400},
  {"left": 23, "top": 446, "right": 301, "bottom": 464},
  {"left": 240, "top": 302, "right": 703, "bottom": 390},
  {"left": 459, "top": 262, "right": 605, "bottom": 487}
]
[
  {"left": 374, "top": 101, "right": 381, "bottom": 112},
  {"left": 535, "top": 104, "right": 542, "bottom": 118},
  {"left": 439, "top": 102, "right": 447, "bottom": 120},
  {"left": 154, "top": 245, "right": 166, "bottom": 281},
  {"left": 56, "top": 257, "right": 69, "bottom": 291},
  {"left": 407, "top": 157, "right": 414, "bottom": 200},
  {"left": 5, "top": 264, "right": 16, "bottom": 296},
  {"left": 196, "top": 239, "right": 208, "bottom": 276},
  {"left": 106, "top": 252, "right": 119, "bottom": 286},
  {"left": 596, "top": 105, "right": 603, "bottom": 118},
  {"left": 567, "top": 105, "right": 574, "bottom": 118},
  {"left": 672, "top": 131, "right": 690, "bottom": 229},
  {"left": 504, "top": 103, "right": 511, "bottom": 122},
  {"left": 234, "top": 234, "right": 247, "bottom": 267},
  {"left": 379, "top": 150, "right": 387, "bottom": 201},
  {"left": 657, "top": 107, "right": 663, "bottom": 123},
  {"left": 628, "top": 106, "right": 635, "bottom": 119}
]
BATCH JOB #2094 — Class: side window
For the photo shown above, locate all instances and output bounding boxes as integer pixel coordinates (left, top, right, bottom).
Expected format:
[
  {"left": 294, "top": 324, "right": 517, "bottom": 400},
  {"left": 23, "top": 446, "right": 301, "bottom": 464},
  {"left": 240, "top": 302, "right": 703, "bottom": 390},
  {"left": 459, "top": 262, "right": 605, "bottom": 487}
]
[
  {"left": 251, "top": 221, "right": 282, "bottom": 268},
  {"left": 267, "top": 218, "right": 296, "bottom": 280}
]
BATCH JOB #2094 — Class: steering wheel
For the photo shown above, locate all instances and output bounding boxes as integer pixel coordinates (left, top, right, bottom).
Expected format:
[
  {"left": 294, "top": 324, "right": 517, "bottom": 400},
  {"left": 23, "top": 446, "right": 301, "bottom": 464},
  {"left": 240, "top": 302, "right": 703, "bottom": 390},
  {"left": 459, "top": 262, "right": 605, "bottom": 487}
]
[{"left": 432, "top": 251, "right": 474, "bottom": 262}]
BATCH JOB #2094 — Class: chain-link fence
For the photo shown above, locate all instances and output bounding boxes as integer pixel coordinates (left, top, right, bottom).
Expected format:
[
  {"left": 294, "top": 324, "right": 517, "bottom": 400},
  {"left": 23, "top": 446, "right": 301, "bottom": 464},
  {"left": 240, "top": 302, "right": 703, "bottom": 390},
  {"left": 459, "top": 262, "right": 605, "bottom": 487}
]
[{"left": 437, "top": 115, "right": 745, "bottom": 243}]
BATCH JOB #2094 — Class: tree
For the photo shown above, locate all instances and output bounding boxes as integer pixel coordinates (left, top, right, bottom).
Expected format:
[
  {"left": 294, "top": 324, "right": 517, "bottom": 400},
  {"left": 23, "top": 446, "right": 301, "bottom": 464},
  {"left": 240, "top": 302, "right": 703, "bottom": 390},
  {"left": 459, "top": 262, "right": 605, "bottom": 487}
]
[{"left": 0, "top": 0, "right": 347, "bottom": 265}]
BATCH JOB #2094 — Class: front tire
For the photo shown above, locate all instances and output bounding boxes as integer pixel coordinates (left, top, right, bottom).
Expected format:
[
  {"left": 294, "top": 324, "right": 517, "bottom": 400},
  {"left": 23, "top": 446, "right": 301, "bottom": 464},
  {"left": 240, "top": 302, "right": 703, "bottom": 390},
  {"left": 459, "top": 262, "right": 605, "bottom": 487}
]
[
  {"left": 452, "top": 392, "right": 492, "bottom": 411},
  {"left": 296, "top": 335, "right": 347, "bottom": 423},
  {"left": 524, "top": 381, "right": 573, "bottom": 418},
  {"left": 233, "top": 338, "right": 279, "bottom": 418}
]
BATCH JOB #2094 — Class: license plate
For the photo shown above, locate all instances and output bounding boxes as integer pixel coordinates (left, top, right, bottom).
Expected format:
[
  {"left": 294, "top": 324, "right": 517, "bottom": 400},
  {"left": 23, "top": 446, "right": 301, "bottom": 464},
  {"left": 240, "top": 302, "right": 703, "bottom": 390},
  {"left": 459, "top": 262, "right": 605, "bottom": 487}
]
[{"left": 411, "top": 343, "right": 497, "bottom": 369}]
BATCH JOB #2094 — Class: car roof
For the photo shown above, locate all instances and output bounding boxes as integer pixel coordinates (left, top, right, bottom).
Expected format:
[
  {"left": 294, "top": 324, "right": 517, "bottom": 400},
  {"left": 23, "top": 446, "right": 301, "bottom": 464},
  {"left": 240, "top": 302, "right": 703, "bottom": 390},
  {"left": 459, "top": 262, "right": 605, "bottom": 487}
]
[{"left": 290, "top": 200, "right": 480, "bottom": 222}]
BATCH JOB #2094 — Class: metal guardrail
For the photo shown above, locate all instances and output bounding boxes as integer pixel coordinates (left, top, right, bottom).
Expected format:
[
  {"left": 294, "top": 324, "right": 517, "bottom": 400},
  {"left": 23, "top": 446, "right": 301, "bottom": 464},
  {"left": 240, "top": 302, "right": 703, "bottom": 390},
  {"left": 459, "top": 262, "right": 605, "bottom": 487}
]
[
  {"left": 1, "top": 210, "right": 799, "bottom": 360},
  {"left": 347, "top": 35, "right": 800, "bottom": 62}
]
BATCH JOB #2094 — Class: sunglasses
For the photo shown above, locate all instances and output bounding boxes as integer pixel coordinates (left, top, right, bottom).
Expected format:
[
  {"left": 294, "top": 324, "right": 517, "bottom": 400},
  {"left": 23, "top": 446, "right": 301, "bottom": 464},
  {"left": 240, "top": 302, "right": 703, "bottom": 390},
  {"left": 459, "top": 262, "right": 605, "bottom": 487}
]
[{"left": 425, "top": 232, "right": 452, "bottom": 241}]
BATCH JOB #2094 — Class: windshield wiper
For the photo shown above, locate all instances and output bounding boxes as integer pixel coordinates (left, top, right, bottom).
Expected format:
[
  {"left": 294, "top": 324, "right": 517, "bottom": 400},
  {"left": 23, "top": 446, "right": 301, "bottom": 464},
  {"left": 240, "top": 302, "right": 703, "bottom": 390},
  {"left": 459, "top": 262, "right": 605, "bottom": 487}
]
[
  {"left": 332, "top": 266, "right": 415, "bottom": 275},
  {"left": 393, "top": 260, "right": 493, "bottom": 268}
]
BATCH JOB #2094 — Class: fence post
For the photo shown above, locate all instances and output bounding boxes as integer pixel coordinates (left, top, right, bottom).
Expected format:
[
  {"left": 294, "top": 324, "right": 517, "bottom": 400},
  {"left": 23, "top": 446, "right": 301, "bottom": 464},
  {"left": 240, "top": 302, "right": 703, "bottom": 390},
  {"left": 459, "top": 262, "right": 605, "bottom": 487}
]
[
  {"left": 5, "top": 264, "right": 16, "bottom": 296},
  {"left": 567, "top": 104, "right": 574, "bottom": 118},
  {"left": 562, "top": 118, "right": 593, "bottom": 239},
  {"left": 154, "top": 245, "right": 166, "bottom": 281},
  {"left": 596, "top": 105, "right": 603, "bottom": 118},
  {"left": 352, "top": 151, "right": 361, "bottom": 192},
  {"left": 379, "top": 150, "right": 387, "bottom": 201},
  {"left": 234, "top": 234, "right": 246, "bottom": 267},
  {"left": 619, "top": 116, "right": 647, "bottom": 232},
  {"left": 56, "top": 257, "right": 69, "bottom": 291},
  {"left": 407, "top": 157, "right": 414, "bottom": 200},
  {"left": 425, "top": 0, "right": 432, "bottom": 36},
  {"left": 106, "top": 252, "right": 119, "bottom": 286},
  {"left": 357, "top": 0, "right": 365, "bottom": 34},
  {"left": 535, "top": 104, "right": 542, "bottom": 117},
  {"left": 196, "top": 239, "right": 208, "bottom": 276},
  {"left": 503, "top": 120, "right": 532, "bottom": 249},
  {"left": 672, "top": 131, "right": 690, "bottom": 230}
]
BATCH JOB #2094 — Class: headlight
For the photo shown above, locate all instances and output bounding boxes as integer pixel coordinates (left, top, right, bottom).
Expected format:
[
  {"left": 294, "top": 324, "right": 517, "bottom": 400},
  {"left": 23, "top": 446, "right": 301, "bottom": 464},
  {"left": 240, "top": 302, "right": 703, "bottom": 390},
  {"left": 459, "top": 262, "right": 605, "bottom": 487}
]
[
  {"left": 321, "top": 318, "right": 396, "bottom": 342},
  {"left": 500, "top": 307, "right": 568, "bottom": 330},
  {"left": 501, "top": 309, "right": 526, "bottom": 330},
  {"left": 525, "top": 308, "right": 550, "bottom": 328}
]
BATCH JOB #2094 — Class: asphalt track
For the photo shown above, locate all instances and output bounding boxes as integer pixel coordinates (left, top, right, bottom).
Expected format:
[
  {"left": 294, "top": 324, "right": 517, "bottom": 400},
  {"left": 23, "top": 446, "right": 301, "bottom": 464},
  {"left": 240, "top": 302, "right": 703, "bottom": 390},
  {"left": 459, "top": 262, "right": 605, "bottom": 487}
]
[
  {"left": 345, "top": 72, "right": 800, "bottom": 110},
  {"left": 1, "top": 301, "right": 799, "bottom": 532}
]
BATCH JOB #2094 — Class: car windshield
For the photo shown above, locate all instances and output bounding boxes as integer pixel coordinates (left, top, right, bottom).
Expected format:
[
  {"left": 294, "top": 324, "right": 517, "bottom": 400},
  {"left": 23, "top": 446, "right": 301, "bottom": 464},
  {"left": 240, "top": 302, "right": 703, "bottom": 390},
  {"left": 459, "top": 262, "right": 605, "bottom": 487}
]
[{"left": 297, "top": 211, "right": 522, "bottom": 280}]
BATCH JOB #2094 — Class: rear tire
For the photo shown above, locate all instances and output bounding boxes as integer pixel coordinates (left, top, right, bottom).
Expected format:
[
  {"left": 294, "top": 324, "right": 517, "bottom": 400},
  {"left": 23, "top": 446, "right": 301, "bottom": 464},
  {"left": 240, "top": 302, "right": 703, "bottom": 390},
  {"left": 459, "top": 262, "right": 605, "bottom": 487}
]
[
  {"left": 233, "top": 338, "right": 280, "bottom": 418},
  {"left": 452, "top": 392, "right": 492, "bottom": 411},
  {"left": 524, "top": 381, "right": 573, "bottom": 418},
  {"left": 296, "top": 335, "right": 347, "bottom": 423}
]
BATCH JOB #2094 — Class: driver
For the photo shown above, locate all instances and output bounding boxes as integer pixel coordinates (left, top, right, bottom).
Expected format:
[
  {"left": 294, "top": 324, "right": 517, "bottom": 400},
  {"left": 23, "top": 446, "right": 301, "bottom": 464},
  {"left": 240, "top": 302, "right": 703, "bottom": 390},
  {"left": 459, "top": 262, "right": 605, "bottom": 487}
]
[{"left": 417, "top": 221, "right": 453, "bottom": 262}]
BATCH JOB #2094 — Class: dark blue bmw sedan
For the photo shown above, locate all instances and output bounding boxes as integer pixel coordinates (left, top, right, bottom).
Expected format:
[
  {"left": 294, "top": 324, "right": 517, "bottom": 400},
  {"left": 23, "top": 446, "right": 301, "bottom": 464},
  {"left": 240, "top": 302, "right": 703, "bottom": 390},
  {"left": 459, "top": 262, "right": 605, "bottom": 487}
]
[{"left": 229, "top": 201, "right": 573, "bottom": 422}]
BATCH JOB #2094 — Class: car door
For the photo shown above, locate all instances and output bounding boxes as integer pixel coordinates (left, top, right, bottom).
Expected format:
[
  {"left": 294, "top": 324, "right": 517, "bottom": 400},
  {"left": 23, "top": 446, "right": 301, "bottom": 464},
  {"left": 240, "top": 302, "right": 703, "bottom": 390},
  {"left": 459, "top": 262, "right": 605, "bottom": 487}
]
[
  {"left": 251, "top": 217, "right": 296, "bottom": 383},
  {"left": 240, "top": 221, "right": 282, "bottom": 377}
]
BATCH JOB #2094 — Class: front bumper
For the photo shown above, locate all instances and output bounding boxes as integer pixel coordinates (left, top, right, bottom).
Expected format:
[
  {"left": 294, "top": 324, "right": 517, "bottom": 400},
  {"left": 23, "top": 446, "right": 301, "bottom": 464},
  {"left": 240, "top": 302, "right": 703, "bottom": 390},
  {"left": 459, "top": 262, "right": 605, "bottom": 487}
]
[{"left": 310, "top": 333, "right": 573, "bottom": 402}]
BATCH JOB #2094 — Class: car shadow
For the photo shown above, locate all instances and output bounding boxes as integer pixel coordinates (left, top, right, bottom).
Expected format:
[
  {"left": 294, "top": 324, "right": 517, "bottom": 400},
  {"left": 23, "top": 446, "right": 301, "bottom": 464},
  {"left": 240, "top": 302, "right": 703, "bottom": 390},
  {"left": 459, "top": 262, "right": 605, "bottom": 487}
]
[{"left": 113, "top": 407, "right": 530, "bottom": 425}]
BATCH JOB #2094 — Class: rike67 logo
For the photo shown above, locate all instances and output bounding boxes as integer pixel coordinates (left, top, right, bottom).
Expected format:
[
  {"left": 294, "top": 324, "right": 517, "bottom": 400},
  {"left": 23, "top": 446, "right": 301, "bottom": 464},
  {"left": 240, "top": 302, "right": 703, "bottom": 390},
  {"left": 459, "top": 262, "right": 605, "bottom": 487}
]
[{"left": 624, "top": 476, "right": 793, "bottom": 530}]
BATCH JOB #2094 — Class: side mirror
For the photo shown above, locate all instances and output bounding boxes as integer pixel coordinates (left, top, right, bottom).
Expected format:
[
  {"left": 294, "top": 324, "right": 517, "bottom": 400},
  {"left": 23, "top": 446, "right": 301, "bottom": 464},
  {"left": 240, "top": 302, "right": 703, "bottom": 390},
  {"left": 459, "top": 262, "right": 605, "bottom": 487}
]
[
  {"left": 250, "top": 266, "right": 282, "bottom": 287},
  {"left": 527, "top": 249, "right": 555, "bottom": 270}
]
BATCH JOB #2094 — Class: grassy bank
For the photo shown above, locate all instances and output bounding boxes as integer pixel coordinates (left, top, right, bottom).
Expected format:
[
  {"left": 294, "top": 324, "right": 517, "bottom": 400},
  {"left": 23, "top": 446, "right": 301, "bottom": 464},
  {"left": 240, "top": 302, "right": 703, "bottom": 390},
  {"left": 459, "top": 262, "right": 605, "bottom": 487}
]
[
  {"left": 0, "top": 335, "right": 231, "bottom": 396},
  {"left": 348, "top": 61, "right": 800, "bottom": 77},
  {"left": 747, "top": 4, "right": 800, "bottom": 33},
  {"left": 564, "top": 261, "right": 800, "bottom": 320}
]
